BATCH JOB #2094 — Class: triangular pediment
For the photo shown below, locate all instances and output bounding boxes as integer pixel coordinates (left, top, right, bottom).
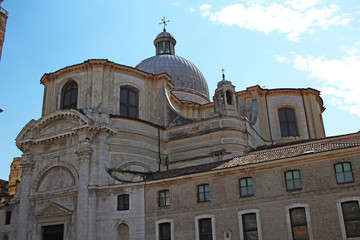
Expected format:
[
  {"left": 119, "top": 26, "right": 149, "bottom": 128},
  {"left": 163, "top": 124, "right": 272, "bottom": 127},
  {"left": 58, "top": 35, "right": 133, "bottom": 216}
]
[{"left": 37, "top": 202, "right": 72, "bottom": 218}]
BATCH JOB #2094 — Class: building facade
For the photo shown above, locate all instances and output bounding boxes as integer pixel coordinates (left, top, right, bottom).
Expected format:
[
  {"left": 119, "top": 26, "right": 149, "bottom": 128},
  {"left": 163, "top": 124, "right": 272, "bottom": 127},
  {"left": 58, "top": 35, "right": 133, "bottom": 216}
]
[
  {"left": 0, "top": 29, "right": 359, "bottom": 240},
  {"left": 0, "top": 0, "right": 8, "bottom": 62}
]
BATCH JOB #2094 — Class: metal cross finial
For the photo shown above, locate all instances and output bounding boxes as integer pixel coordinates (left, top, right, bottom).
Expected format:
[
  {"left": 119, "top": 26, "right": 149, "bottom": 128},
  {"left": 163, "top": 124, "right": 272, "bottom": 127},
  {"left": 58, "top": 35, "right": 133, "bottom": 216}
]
[
  {"left": 221, "top": 68, "right": 225, "bottom": 80},
  {"left": 160, "top": 17, "right": 170, "bottom": 32}
]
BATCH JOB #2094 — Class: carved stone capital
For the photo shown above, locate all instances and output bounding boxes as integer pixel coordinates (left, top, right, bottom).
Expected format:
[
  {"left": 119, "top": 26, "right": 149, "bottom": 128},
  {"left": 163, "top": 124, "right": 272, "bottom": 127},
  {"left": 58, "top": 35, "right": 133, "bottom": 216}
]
[
  {"left": 20, "top": 161, "right": 35, "bottom": 175},
  {"left": 76, "top": 145, "right": 92, "bottom": 163}
]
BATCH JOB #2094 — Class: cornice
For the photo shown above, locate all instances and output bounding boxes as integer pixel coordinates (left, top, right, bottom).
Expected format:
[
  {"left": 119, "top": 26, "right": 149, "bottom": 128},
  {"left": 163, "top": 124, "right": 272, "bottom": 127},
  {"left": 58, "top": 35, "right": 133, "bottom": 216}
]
[{"left": 40, "top": 59, "right": 157, "bottom": 85}]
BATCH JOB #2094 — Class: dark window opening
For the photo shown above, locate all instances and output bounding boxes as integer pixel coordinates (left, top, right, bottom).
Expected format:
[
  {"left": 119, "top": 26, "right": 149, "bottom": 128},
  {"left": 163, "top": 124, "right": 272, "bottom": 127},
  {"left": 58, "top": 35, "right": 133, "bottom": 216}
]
[
  {"left": 5, "top": 211, "right": 11, "bottom": 225},
  {"left": 240, "top": 177, "right": 254, "bottom": 197},
  {"left": 198, "top": 218, "right": 212, "bottom": 240},
  {"left": 341, "top": 201, "right": 360, "bottom": 237},
  {"left": 278, "top": 108, "right": 298, "bottom": 137},
  {"left": 120, "top": 87, "right": 138, "bottom": 118},
  {"left": 165, "top": 41, "right": 171, "bottom": 54},
  {"left": 242, "top": 213, "right": 259, "bottom": 240},
  {"left": 226, "top": 91, "right": 232, "bottom": 105},
  {"left": 117, "top": 194, "right": 129, "bottom": 211},
  {"left": 198, "top": 184, "right": 210, "bottom": 202},
  {"left": 159, "top": 222, "right": 171, "bottom": 240},
  {"left": 285, "top": 170, "right": 302, "bottom": 191},
  {"left": 42, "top": 224, "right": 64, "bottom": 240},
  {"left": 61, "top": 81, "right": 78, "bottom": 110},
  {"left": 290, "top": 207, "right": 309, "bottom": 240},
  {"left": 159, "top": 190, "right": 170, "bottom": 207},
  {"left": 335, "top": 162, "right": 354, "bottom": 184},
  {"left": 157, "top": 42, "right": 164, "bottom": 54}
]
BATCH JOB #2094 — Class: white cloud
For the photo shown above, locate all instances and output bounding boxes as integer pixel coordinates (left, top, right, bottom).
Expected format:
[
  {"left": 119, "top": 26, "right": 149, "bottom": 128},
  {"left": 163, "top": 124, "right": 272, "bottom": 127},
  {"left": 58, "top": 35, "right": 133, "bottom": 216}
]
[
  {"left": 200, "top": 2, "right": 351, "bottom": 42},
  {"left": 169, "top": 2, "right": 181, "bottom": 6},
  {"left": 274, "top": 55, "right": 290, "bottom": 63},
  {"left": 278, "top": 51, "right": 360, "bottom": 117},
  {"left": 286, "top": 0, "right": 321, "bottom": 11},
  {"left": 189, "top": 7, "right": 196, "bottom": 13},
  {"left": 200, "top": 3, "right": 212, "bottom": 16}
]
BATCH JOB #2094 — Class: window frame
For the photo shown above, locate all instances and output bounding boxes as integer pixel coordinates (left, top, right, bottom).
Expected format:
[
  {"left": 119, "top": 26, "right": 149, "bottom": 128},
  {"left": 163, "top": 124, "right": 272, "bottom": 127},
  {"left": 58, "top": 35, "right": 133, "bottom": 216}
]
[
  {"left": 278, "top": 107, "right": 298, "bottom": 137},
  {"left": 5, "top": 211, "right": 11, "bottom": 225},
  {"left": 334, "top": 162, "right": 354, "bottom": 184},
  {"left": 61, "top": 80, "right": 78, "bottom": 110},
  {"left": 338, "top": 199, "right": 360, "bottom": 238},
  {"left": 120, "top": 86, "right": 139, "bottom": 118},
  {"left": 194, "top": 214, "right": 216, "bottom": 240},
  {"left": 197, "top": 184, "right": 210, "bottom": 203},
  {"left": 117, "top": 194, "right": 129, "bottom": 211},
  {"left": 159, "top": 190, "right": 170, "bottom": 207},
  {"left": 238, "top": 209, "right": 262, "bottom": 240},
  {"left": 289, "top": 207, "right": 310, "bottom": 240},
  {"left": 155, "top": 219, "right": 174, "bottom": 240},
  {"left": 285, "top": 204, "right": 313, "bottom": 240},
  {"left": 285, "top": 170, "right": 302, "bottom": 191},
  {"left": 239, "top": 177, "right": 254, "bottom": 197}
]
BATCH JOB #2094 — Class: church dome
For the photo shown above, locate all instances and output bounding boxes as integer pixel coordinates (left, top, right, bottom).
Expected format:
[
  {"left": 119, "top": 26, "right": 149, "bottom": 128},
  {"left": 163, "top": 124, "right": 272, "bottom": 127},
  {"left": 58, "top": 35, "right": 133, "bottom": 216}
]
[{"left": 136, "top": 30, "right": 210, "bottom": 104}]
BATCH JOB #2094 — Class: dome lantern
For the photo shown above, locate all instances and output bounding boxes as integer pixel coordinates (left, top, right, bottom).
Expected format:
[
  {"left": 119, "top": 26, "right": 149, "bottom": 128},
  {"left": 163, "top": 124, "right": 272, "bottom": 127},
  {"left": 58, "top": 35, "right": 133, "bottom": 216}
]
[{"left": 136, "top": 19, "right": 210, "bottom": 104}]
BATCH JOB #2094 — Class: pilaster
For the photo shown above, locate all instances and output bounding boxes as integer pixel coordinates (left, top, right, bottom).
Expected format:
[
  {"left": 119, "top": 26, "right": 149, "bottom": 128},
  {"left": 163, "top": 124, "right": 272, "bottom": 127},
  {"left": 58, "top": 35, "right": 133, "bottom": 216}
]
[
  {"left": 16, "top": 152, "right": 34, "bottom": 240},
  {"left": 75, "top": 142, "right": 92, "bottom": 240}
]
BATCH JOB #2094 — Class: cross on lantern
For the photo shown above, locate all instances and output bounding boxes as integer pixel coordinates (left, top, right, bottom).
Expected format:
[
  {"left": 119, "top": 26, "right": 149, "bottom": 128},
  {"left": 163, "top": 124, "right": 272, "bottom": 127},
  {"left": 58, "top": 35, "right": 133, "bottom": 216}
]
[{"left": 160, "top": 17, "right": 170, "bottom": 32}]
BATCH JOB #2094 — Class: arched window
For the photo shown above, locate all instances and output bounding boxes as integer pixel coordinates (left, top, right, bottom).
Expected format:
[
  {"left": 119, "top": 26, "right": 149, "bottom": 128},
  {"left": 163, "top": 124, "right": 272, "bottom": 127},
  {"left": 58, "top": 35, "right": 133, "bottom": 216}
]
[
  {"left": 278, "top": 107, "right": 298, "bottom": 137},
  {"left": 120, "top": 87, "right": 138, "bottom": 118},
  {"left": 226, "top": 91, "right": 232, "bottom": 105},
  {"left": 117, "top": 223, "right": 129, "bottom": 240},
  {"left": 61, "top": 81, "right": 78, "bottom": 110}
]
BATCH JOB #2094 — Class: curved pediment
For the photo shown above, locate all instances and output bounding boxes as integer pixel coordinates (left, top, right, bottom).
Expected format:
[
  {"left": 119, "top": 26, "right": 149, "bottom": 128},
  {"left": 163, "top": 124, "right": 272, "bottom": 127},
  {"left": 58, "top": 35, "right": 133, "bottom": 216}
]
[
  {"left": 16, "top": 109, "right": 91, "bottom": 145},
  {"left": 37, "top": 166, "right": 76, "bottom": 193}
]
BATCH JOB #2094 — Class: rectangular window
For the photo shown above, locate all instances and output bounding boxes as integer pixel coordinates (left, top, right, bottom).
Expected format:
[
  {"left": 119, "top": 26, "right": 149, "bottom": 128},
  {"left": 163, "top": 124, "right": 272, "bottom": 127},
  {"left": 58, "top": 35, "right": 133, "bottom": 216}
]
[
  {"left": 42, "top": 224, "right": 64, "bottom": 240},
  {"left": 159, "top": 190, "right": 170, "bottom": 207},
  {"left": 198, "top": 218, "right": 213, "bottom": 240},
  {"left": 117, "top": 194, "right": 129, "bottom": 211},
  {"left": 165, "top": 41, "right": 171, "bottom": 53},
  {"left": 240, "top": 177, "right": 254, "bottom": 197},
  {"left": 341, "top": 201, "right": 360, "bottom": 237},
  {"left": 198, "top": 184, "right": 210, "bottom": 202},
  {"left": 5, "top": 211, "right": 11, "bottom": 225},
  {"left": 157, "top": 42, "right": 164, "bottom": 54},
  {"left": 120, "top": 87, "right": 138, "bottom": 118},
  {"left": 290, "top": 208, "right": 309, "bottom": 240},
  {"left": 159, "top": 222, "right": 171, "bottom": 240},
  {"left": 242, "top": 213, "right": 259, "bottom": 240},
  {"left": 285, "top": 170, "right": 302, "bottom": 191},
  {"left": 335, "top": 163, "right": 354, "bottom": 184},
  {"left": 278, "top": 108, "right": 298, "bottom": 137}
]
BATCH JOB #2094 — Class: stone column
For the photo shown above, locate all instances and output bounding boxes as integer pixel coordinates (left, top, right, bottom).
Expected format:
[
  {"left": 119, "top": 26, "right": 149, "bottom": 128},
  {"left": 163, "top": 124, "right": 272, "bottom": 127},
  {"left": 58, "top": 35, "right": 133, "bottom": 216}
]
[
  {"left": 75, "top": 142, "right": 92, "bottom": 240},
  {"left": 16, "top": 154, "right": 34, "bottom": 240}
]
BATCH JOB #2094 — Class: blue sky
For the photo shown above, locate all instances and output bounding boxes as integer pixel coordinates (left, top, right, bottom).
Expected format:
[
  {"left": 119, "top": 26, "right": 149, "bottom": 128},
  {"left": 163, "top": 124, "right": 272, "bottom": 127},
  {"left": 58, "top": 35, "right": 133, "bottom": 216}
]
[{"left": 1, "top": 0, "right": 360, "bottom": 180}]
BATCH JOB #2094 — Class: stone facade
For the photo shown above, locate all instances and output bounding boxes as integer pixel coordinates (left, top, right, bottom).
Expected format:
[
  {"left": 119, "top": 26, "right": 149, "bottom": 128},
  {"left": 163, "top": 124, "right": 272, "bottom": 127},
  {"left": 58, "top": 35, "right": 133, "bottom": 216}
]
[
  {"left": 0, "top": 29, "right": 359, "bottom": 240},
  {"left": 0, "top": 0, "right": 7, "bottom": 62}
]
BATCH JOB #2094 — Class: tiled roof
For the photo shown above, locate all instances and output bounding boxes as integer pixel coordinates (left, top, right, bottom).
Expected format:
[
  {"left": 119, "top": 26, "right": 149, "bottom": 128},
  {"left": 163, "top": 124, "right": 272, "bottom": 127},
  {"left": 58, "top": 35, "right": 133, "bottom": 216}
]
[{"left": 149, "top": 141, "right": 360, "bottom": 181}]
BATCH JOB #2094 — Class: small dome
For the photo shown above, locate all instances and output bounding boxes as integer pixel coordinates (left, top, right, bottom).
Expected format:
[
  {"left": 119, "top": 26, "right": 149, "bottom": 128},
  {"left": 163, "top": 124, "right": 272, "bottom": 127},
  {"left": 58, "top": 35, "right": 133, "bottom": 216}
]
[{"left": 136, "top": 31, "right": 210, "bottom": 104}]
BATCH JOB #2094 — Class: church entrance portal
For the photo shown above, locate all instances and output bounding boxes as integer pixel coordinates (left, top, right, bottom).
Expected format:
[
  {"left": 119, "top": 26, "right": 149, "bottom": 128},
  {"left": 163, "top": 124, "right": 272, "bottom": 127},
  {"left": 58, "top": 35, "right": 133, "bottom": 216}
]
[{"left": 42, "top": 224, "right": 64, "bottom": 240}]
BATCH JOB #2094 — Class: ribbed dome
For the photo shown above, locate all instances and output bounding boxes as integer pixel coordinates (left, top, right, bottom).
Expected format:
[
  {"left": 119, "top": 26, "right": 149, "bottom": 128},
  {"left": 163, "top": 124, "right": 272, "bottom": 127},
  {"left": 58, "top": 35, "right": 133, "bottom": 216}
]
[
  {"left": 136, "top": 55, "right": 210, "bottom": 102},
  {"left": 136, "top": 31, "right": 210, "bottom": 104}
]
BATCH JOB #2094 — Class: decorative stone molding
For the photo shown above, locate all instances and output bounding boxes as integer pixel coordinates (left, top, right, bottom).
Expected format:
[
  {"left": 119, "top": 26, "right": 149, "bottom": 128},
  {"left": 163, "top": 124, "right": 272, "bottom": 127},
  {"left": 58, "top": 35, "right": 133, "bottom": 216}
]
[
  {"left": 37, "top": 167, "right": 76, "bottom": 193},
  {"left": 20, "top": 161, "right": 34, "bottom": 175},
  {"left": 76, "top": 144, "right": 92, "bottom": 163},
  {"left": 36, "top": 202, "right": 73, "bottom": 224},
  {"left": 40, "top": 59, "right": 155, "bottom": 85}
]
